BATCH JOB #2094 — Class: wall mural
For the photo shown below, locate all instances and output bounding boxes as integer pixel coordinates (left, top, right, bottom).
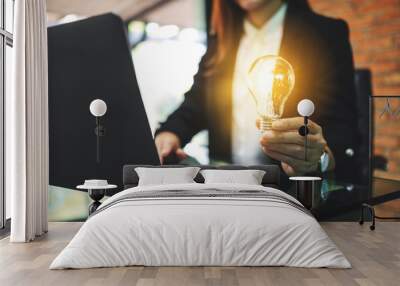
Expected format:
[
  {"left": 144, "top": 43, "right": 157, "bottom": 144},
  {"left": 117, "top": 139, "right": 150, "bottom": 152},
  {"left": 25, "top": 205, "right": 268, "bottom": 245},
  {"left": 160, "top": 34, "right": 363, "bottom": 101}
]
[{"left": 46, "top": 9, "right": 400, "bottom": 224}]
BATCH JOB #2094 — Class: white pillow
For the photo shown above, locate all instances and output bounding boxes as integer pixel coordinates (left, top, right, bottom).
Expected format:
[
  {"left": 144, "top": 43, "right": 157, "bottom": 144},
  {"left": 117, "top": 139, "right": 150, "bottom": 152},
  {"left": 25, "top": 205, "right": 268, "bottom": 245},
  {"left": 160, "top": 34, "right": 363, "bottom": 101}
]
[
  {"left": 200, "top": 169, "right": 266, "bottom": 185},
  {"left": 135, "top": 167, "right": 201, "bottom": 186}
]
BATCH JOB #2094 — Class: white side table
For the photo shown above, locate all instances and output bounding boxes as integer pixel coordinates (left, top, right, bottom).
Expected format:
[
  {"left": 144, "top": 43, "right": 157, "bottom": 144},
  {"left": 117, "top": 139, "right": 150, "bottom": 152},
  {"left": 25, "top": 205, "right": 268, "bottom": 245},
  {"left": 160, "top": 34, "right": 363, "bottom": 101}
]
[{"left": 77, "top": 182, "right": 117, "bottom": 215}]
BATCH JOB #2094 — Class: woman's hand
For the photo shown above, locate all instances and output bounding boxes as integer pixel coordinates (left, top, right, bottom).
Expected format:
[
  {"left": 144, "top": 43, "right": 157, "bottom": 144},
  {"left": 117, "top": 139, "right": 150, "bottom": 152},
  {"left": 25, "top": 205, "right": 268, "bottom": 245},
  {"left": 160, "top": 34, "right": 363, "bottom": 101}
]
[
  {"left": 155, "top": 131, "right": 187, "bottom": 164},
  {"left": 258, "top": 117, "right": 332, "bottom": 176}
]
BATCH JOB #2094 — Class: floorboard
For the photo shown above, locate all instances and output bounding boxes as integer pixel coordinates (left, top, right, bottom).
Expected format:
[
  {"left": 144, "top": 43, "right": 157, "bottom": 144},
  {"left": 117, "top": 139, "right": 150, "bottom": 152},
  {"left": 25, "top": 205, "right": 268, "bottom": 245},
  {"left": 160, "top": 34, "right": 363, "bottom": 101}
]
[{"left": 0, "top": 222, "right": 399, "bottom": 286}]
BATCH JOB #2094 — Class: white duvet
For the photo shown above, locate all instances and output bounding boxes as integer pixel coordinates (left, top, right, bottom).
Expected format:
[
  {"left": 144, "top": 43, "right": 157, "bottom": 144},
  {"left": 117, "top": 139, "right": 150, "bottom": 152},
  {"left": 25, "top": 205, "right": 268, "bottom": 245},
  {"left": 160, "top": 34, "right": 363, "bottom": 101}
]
[{"left": 50, "top": 183, "right": 350, "bottom": 269}]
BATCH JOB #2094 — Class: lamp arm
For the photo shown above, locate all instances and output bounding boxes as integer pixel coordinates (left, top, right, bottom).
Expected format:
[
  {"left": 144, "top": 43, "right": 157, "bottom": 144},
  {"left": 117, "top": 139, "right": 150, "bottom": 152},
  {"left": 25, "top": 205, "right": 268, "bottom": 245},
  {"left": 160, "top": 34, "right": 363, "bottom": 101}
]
[
  {"left": 304, "top": 116, "right": 308, "bottom": 161},
  {"left": 296, "top": 116, "right": 310, "bottom": 161},
  {"left": 96, "top": 117, "right": 100, "bottom": 163}
]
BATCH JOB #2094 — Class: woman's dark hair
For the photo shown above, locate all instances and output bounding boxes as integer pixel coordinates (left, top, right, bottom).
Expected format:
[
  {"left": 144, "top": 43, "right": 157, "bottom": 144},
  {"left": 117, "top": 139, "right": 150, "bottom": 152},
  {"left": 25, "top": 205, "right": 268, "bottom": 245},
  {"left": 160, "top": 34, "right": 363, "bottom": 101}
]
[
  {"left": 207, "top": 0, "right": 310, "bottom": 72},
  {"left": 207, "top": 0, "right": 244, "bottom": 69}
]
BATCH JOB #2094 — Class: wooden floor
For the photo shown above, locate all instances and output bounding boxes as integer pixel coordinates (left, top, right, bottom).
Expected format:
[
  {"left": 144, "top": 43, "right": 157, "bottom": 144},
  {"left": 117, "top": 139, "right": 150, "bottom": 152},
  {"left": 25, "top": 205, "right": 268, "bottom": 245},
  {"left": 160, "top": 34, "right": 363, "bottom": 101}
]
[{"left": 0, "top": 222, "right": 399, "bottom": 286}]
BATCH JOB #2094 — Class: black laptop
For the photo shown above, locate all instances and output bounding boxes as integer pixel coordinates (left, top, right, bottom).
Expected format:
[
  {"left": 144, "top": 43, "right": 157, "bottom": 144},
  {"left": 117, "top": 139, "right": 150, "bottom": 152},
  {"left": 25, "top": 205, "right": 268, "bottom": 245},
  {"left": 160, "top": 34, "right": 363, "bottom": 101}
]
[{"left": 48, "top": 13, "right": 160, "bottom": 192}]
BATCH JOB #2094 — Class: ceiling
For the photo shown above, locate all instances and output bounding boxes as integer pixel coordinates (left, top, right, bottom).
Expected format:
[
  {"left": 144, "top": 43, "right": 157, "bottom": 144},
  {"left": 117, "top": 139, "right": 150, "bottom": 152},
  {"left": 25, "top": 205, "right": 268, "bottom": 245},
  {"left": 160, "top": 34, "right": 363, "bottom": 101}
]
[{"left": 46, "top": 0, "right": 172, "bottom": 22}]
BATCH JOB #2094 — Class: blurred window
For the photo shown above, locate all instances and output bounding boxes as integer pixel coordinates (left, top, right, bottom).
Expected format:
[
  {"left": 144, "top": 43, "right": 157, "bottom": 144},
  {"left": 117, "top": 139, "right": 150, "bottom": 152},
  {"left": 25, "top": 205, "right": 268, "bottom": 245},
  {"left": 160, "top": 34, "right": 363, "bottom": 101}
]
[
  {"left": 129, "top": 20, "right": 209, "bottom": 164},
  {"left": 1, "top": 0, "right": 14, "bottom": 228}
]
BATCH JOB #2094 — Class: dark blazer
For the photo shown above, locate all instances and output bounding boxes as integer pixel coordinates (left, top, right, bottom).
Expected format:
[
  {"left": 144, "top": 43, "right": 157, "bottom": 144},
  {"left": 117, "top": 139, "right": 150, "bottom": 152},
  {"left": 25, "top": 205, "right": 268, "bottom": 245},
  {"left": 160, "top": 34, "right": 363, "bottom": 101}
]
[{"left": 157, "top": 1, "right": 358, "bottom": 181}]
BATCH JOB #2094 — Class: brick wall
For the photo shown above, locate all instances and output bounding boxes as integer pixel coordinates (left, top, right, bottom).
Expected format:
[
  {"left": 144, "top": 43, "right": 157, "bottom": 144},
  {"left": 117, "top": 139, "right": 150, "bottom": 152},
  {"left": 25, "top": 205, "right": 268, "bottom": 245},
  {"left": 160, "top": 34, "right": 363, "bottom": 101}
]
[{"left": 308, "top": 0, "right": 400, "bottom": 179}]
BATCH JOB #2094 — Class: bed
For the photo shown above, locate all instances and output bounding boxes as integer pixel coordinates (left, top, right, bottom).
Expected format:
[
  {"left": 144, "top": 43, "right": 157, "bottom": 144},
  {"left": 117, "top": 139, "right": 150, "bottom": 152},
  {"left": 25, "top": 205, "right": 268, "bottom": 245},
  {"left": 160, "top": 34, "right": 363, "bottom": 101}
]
[{"left": 50, "top": 165, "right": 350, "bottom": 269}]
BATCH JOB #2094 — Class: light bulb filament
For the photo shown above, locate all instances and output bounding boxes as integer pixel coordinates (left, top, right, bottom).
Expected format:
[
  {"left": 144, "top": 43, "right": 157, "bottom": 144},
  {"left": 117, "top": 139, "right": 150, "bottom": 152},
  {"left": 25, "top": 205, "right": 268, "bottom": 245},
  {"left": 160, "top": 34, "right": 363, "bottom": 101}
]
[{"left": 246, "top": 55, "right": 295, "bottom": 131}]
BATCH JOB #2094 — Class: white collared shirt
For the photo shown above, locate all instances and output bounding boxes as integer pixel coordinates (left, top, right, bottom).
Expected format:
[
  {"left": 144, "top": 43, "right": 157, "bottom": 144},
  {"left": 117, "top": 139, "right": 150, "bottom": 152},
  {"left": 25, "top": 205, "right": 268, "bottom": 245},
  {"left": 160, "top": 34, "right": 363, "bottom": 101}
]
[{"left": 232, "top": 3, "right": 287, "bottom": 164}]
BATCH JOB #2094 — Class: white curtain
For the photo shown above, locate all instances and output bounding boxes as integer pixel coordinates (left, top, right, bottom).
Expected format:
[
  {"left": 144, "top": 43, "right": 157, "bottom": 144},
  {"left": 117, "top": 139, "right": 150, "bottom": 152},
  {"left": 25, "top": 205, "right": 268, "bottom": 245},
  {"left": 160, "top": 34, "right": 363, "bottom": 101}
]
[{"left": 7, "top": 0, "right": 49, "bottom": 242}]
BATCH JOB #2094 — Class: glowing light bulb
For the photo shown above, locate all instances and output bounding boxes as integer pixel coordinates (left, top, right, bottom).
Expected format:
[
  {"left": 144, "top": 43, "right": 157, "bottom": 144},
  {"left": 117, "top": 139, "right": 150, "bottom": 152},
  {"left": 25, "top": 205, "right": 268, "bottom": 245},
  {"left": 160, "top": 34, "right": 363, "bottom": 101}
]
[{"left": 246, "top": 55, "right": 295, "bottom": 131}]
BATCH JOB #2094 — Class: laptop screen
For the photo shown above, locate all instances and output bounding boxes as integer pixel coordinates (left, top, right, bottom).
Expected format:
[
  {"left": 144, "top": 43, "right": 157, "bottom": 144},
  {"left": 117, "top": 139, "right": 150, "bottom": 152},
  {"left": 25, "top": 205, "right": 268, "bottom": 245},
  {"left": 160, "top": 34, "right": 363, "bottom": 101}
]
[{"left": 48, "top": 14, "right": 160, "bottom": 192}]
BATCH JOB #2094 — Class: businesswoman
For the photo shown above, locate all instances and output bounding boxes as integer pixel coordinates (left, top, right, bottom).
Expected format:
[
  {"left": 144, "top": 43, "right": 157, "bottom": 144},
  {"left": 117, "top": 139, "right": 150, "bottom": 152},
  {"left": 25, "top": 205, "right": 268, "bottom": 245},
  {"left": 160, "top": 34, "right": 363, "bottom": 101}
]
[{"left": 155, "top": 0, "right": 358, "bottom": 181}]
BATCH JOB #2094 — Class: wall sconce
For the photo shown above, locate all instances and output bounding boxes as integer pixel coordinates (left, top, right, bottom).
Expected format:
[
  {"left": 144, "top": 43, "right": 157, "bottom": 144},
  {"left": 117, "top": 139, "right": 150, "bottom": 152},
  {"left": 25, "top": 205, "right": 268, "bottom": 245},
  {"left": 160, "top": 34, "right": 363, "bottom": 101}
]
[
  {"left": 297, "top": 99, "right": 315, "bottom": 161},
  {"left": 89, "top": 99, "right": 107, "bottom": 163}
]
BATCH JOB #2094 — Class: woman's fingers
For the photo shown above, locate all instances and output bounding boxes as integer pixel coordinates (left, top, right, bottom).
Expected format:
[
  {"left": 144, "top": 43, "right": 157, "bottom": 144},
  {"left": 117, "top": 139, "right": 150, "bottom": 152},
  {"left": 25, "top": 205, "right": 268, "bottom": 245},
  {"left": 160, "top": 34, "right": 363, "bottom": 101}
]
[
  {"left": 155, "top": 132, "right": 181, "bottom": 164},
  {"left": 155, "top": 133, "right": 187, "bottom": 164},
  {"left": 158, "top": 144, "right": 170, "bottom": 164},
  {"left": 160, "top": 142, "right": 173, "bottom": 156},
  {"left": 261, "top": 130, "right": 303, "bottom": 145},
  {"left": 281, "top": 162, "right": 296, "bottom": 177},
  {"left": 260, "top": 130, "right": 326, "bottom": 149},
  {"left": 256, "top": 118, "right": 261, "bottom": 130},
  {"left": 258, "top": 117, "right": 328, "bottom": 175},
  {"left": 262, "top": 148, "right": 318, "bottom": 174},
  {"left": 155, "top": 142, "right": 165, "bottom": 163},
  {"left": 176, "top": 148, "right": 188, "bottom": 160},
  {"left": 263, "top": 143, "right": 305, "bottom": 160},
  {"left": 272, "top": 117, "right": 322, "bottom": 134},
  {"left": 263, "top": 143, "right": 321, "bottom": 162}
]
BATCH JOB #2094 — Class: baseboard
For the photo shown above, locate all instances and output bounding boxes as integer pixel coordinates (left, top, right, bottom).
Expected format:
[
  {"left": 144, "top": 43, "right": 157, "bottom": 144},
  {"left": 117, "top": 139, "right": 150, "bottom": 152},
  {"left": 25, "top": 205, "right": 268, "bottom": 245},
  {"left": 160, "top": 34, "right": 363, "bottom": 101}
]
[{"left": 0, "top": 218, "right": 11, "bottom": 239}]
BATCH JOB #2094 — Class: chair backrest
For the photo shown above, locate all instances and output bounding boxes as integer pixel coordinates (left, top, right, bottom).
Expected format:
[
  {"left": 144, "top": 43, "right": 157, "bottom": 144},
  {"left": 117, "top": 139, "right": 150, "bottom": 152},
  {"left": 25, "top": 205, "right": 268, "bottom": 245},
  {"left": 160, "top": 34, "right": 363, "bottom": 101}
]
[{"left": 354, "top": 69, "right": 372, "bottom": 185}]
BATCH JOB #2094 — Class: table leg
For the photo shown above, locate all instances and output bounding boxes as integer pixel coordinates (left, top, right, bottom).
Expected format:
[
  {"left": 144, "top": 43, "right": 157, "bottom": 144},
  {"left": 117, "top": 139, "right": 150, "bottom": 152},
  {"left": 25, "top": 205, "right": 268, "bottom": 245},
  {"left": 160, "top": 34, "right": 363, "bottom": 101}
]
[
  {"left": 88, "top": 189, "right": 105, "bottom": 215},
  {"left": 360, "top": 203, "right": 375, "bottom": 230}
]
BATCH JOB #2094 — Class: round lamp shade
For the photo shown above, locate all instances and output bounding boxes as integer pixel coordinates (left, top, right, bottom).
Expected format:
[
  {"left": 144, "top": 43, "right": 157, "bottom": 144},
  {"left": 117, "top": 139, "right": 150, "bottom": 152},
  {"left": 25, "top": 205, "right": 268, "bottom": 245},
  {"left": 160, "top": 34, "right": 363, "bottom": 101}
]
[
  {"left": 297, "top": 99, "right": 315, "bottom": 117},
  {"left": 89, "top": 99, "right": 107, "bottom": 117}
]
